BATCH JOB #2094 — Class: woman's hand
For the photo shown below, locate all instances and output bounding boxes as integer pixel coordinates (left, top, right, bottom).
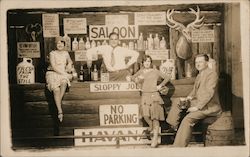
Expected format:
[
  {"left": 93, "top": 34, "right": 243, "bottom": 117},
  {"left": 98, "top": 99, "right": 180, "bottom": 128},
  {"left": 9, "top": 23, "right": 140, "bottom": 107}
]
[
  {"left": 126, "top": 75, "right": 132, "bottom": 82},
  {"left": 157, "top": 85, "right": 162, "bottom": 91}
]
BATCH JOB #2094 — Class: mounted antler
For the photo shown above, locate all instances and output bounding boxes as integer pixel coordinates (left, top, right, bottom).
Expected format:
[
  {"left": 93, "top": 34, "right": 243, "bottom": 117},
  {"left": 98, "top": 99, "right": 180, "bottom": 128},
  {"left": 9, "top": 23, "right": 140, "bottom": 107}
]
[
  {"left": 186, "top": 6, "right": 205, "bottom": 30},
  {"left": 166, "top": 9, "right": 185, "bottom": 31}
]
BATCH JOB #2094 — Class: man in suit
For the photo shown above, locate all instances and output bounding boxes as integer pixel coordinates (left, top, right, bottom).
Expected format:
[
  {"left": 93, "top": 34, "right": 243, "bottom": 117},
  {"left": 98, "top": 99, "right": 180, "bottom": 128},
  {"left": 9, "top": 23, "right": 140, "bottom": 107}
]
[{"left": 166, "top": 53, "right": 222, "bottom": 147}]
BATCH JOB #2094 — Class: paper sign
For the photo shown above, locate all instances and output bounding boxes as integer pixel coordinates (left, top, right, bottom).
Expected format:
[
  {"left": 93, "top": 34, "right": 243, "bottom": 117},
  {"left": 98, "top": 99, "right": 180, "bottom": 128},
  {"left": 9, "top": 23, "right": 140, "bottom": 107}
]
[
  {"left": 75, "top": 50, "right": 97, "bottom": 61},
  {"left": 135, "top": 12, "right": 166, "bottom": 25},
  {"left": 90, "top": 82, "right": 140, "bottom": 92},
  {"left": 105, "top": 15, "right": 128, "bottom": 26},
  {"left": 17, "top": 42, "right": 40, "bottom": 58},
  {"left": 42, "top": 14, "right": 60, "bottom": 37},
  {"left": 63, "top": 18, "right": 87, "bottom": 34},
  {"left": 145, "top": 49, "right": 170, "bottom": 60},
  {"left": 99, "top": 104, "right": 139, "bottom": 126},
  {"left": 192, "top": 29, "right": 215, "bottom": 43},
  {"left": 74, "top": 127, "right": 161, "bottom": 146},
  {"left": 89, "top": 25, "right": 138, "bottom": 40}
]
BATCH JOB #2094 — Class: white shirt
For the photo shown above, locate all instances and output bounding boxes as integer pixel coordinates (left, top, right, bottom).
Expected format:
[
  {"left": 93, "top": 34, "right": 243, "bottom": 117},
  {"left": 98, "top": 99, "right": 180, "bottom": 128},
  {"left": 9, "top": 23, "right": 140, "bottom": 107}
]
[{"left": 86, "top": 45, "right": 139, "bottom": 72}]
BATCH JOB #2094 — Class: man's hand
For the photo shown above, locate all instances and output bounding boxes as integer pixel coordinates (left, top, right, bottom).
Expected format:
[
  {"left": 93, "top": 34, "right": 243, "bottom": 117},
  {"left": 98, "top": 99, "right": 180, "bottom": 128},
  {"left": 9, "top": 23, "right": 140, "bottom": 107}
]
[
  {"left": 126, "top": 75, "right": 131, "bottom": 82},
  {"left": 187, "top": 106, "right": 199, "bottom": 112},
  {"left": 186, "top": 96, "right": 193, "bottom": 100}
]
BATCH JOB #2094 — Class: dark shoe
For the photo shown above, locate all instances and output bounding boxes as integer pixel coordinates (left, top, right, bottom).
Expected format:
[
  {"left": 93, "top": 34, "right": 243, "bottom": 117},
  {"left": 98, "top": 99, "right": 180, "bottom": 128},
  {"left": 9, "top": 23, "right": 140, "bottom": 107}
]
[{"left": 142, "top": 130, "right": 151, "bottom": 140}]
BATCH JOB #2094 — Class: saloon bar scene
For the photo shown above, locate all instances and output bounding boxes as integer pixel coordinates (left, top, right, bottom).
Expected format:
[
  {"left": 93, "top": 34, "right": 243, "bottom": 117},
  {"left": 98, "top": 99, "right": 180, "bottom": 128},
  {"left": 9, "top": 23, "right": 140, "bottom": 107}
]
[{"left": 8, "top": 2, "right": 245, "bottom": 149}]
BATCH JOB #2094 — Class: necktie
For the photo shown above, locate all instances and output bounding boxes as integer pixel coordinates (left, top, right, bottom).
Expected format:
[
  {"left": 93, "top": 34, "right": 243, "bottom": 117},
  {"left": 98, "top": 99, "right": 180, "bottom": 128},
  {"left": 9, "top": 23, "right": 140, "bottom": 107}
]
[{"left": 111, "top": 48, "right": 115, "bottom": 67}]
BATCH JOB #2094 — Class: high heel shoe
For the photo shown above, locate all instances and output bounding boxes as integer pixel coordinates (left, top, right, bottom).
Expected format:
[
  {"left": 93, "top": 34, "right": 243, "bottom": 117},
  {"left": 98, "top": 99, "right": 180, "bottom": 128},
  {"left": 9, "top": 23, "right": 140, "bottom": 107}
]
[{"left": 58, "top": 112, "right": 63, "bottom": 122}]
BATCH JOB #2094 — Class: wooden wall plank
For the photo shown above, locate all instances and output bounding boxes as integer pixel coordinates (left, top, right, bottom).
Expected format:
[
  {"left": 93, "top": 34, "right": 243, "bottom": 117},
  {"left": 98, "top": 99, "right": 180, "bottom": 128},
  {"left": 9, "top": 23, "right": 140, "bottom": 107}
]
[{"left": 213, "top": 25, "right": 221, "bottom": 74}]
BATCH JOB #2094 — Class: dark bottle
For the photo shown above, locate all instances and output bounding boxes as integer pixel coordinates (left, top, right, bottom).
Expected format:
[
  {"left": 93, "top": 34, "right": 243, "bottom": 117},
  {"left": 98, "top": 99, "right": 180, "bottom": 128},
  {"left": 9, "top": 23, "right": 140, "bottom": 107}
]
[
  {"left": 79, "top": 65, "right": 84, "bottom": 82},
  {"left": 83, "top": 64, "right": 90, "bottom": 81}
]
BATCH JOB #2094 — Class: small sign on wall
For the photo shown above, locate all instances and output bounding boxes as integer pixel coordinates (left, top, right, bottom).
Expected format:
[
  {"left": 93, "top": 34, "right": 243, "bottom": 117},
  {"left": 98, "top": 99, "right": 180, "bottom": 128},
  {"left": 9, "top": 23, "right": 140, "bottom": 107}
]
[
  {"left": 17, "top": 42, "right": 40, "bottom": 58},
  {"left": 90, "top": 82, "right": 140, "bottom": 92},
  {"left": 105, "top": 15, "right": 128, "bottom": 26},
  {"left": 42, "top": 14, "right": 60, "bottom": 37},
  {"left": 63, "top": 18, "right": 87, "bottom": 34},
  {"left": 74, "top": 127, "right": 161, "bottom": 146},
  {"left": 192, "top": 29, "right": 215, "bottom": 43},
  {"left": 99, "top": 104, "right": 139, "bottom": 126},
  {"left": 135, "top": 12, "right": 166, "bottom": 25},
  {"left": 145, "top": 49, "right": 170, "bottom": 60}
]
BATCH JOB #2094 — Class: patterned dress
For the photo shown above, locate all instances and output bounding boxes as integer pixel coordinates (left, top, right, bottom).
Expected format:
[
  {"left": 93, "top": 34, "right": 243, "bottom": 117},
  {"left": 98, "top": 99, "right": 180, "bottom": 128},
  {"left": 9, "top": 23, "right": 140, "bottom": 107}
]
[
  {"left": 131, "top": 69, "right": 170, "bottom": 120},
  {"left": 46, "top": 50, "right": 71, "bottom": 91}
]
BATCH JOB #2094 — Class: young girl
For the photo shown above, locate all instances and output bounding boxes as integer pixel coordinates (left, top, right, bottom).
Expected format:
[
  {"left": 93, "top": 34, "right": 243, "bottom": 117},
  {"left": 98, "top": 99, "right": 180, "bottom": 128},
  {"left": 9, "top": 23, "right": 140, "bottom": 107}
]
[
  {"left": 46, "top": 36, "right": 74, "bottom": 122},
  {"left": 127, "top": 55, "right": 171, "bottom": 148}
]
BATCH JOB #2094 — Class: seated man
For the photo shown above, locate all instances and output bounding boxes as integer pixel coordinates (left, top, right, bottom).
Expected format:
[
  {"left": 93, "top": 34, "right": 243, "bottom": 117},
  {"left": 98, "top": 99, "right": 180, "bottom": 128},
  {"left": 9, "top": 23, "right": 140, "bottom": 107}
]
[
  {"left": 166, "top": 53, "right": 222, "bottom": 147},
  {"left": 86, "top": 32, "right": 139, "bottom": 81}
]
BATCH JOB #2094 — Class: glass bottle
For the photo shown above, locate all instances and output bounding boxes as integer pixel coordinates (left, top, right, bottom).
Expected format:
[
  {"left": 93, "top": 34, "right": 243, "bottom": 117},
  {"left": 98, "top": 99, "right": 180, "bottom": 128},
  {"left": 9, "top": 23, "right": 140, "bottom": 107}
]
[
  {"left": 153, "top": 33, "right": 160, "bottom": 50},
  {"left": 91, "top": 40, "right": 96, "bottom": 48},
  {"left": 79, "top": 65, "right": 84, "bottom": 82},
  {"left": 85, "top": 37, "right": 91, "bottom": 49},
  {"left": 92, "top": 64, "right": 98, "bottom": 81},
  {"left": 63, "top": 33, "right": 71, "bottom": 51},
  {"left": 147, "top": 33, "right": 153, "bottom": 50},
  {"left": 78, "top": 37, "right": 85, "bottom": 50},
  {"left": 137, "top": 32, "right": 144, "bottom": 50},
  {"left": 160, "top": 37, "right": 166, "bottom": 50},
  {"left": 72, "top": 37, "right": 79, "bottom": 51}
]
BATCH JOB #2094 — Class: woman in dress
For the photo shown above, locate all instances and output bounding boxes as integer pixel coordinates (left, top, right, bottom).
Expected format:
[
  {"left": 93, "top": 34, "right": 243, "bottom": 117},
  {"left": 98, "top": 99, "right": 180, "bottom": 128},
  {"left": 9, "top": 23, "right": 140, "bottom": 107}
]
[
  {"left": 46, "top": 36, "right": 74, "bottom": 122},
  {"left": 127, "top": 55, "right": 171, "bottom": 147}
]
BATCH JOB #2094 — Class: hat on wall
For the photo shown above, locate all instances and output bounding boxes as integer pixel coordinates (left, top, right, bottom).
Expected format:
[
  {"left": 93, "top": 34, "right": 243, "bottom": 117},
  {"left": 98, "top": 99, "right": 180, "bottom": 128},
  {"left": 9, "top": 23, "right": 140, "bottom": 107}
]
[{"left": 55, "top": 36, "right": 65, "bottom": 44}]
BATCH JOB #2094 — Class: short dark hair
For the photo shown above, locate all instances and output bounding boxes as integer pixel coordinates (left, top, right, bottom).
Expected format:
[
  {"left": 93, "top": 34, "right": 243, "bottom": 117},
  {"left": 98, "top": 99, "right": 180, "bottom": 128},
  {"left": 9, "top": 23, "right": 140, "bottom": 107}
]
[
  {"left": 195, "top": 53, "right": 209, "bottom": 61},
  {"left": 109, "top": 32, "right": 119, "bottom": 39}
]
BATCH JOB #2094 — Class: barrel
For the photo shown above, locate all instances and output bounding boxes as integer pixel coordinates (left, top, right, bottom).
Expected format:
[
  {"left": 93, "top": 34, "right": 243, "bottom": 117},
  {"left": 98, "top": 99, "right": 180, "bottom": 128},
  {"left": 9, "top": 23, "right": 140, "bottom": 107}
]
[{"left": 205, "top": 111, "right": 235, "bottom": 146}]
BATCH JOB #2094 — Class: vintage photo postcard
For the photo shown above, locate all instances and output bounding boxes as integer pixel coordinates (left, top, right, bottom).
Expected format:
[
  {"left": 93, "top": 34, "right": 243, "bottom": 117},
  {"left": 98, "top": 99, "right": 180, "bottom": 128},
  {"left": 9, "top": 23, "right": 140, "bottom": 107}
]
[{"left": 1, "top": 0, "right": 249, "bottom": 157}]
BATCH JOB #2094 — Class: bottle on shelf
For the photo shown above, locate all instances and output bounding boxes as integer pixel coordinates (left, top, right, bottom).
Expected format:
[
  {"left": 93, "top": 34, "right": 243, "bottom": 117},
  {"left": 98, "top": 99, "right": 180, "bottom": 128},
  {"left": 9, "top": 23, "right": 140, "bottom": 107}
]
[
  {"left": 91, "top": 40, "right": 96, "bottom": 48},
  {"left": 79, "top": 65, "right": 84, "bottom": 82},
  {"left": 102, "top": 40, "right": 108, "bottom": 45},
  {"left": 83, "top": 64, "right": 90, "bottom": 81},
  {"left": 137, "top": 32, "right": 144, "bottom": 50},
  {"left": 128, "top": 41, "right": 134, "bottom": 50},
  {"left": 78, "top": 37, "right": 85, "bottom": 50},
  {"left": 63, "top": 33, "right": 71, "bottom": 51},
  {"left": 153, "top": 33, "right": 160, "bottom": 50},
  {"left": 97, "top": 41, "right": 101, "bottom": 46},
  {"left": 85, "top": 37, "right": 91, "bottom": 49},
  {"left": 160, "top": 36, "right": 166, "bottom": 50},
  {"left": 147, "top": 33, "right": 153, "bottom": 50},
  {"left": 100, "top": 62, "right": 109, "bottom": 82},
  {"left": 72, "top": 37, "right": 79, "bottom": 51},
  {"left": 92, "top": 64, "right": 98, "bottom": 81}
]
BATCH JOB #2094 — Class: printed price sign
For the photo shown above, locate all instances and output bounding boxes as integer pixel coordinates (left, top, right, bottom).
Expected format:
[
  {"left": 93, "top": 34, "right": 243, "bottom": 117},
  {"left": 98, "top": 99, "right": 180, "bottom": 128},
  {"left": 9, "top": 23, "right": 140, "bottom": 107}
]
[
  {"left": 42, "top": 14, "right": 59, "bottom": 37},
  {"left": 99, "top": 104, "right": 139, "bottom": 126},
  {"left": 192, "top": 29, "right": 215, "bottom": 43},
  {"left": 17, "top": 42, "right": 40, "bottom": 58},
  {"left": 135, "top": 12, "right": 166, "bottom": 25},
  {"left": 145, "top": 49, "right": 170, "bottom": 60},
  {"left": 105, "top": 15, "right": 128, "bottom": 26},
  {"left": 63, "top": 18, "right": 87, "bottom": 34}
]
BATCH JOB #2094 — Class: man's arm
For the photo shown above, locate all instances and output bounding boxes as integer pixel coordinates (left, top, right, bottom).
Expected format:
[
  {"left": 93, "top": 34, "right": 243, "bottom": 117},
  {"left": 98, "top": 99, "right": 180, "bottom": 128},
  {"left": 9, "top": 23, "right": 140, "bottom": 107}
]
[
  {"left": 123, "top": 48, "right": 139, "bottom": 68},
  {"left": 191, "top": 71, "right": 218, "bottom": 110},
  {"left": 86, "top": 45, "right": 104, "bottom": 61}
]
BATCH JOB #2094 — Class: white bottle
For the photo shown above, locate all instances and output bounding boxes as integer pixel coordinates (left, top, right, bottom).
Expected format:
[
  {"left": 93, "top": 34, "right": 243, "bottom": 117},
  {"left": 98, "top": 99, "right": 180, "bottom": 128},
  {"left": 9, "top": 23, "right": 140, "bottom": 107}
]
[
  {"left": 92, "top": 64, "right": 98, "bottom": 81},
  {"left": 72, "top": 37, "right": 79, "bottom": 51},
  {"left": 153, "top": 33, "right": 160, "bottom": 50},
  {"left": 102, "top": 40, "right": 108, "bottom": 45},
  {"left": 85, "top": 37, "right": 91, "bottom": 49},
  {"left": 137, "top": 32, "right": 144, "bottom": 50},
  {"left": 91, "top": 40, "right": 96, "bottom": 48},
  {"left": 16, "top": 58, "right": 35, "bottom": 84},
  {"left": 97, "top": 41, "right": 101, "bottom": 46},
  {"left": 128, "top": 41, "right": 134, "bottom": 50},
  {"left": 147, "top": 34, "right": 154, "bottom": 50},
  {"left": 63, "top": 33, "right": 71, "bottom": 51},
  {"left": 78, "top": 37, "right": 85, "bottom": 50},
  {"left": 160, "top": 37, "right": 166, "bottom": 50}
]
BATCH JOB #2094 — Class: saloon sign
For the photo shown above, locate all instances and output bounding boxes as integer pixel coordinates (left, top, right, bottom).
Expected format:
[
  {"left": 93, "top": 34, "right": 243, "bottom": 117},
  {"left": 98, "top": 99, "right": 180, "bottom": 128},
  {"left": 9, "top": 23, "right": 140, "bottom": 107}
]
[{"left": 89, "top": 25, "right": 138, "bottom": 40}]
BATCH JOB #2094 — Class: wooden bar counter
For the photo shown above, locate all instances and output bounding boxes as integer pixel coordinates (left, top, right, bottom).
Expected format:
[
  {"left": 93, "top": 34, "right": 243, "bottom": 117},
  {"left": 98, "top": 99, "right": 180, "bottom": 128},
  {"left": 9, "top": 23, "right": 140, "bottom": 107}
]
[{"left": 9, "top": 78, "right": 196, "bottom": 148}]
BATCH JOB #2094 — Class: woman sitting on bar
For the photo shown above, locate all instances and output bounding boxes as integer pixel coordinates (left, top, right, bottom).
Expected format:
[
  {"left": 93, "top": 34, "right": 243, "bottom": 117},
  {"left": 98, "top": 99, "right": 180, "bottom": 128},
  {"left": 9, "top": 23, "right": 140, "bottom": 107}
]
[
  {"left": 46, "top": 36, "right": 74, "bottom": 122},
  {"left": 127, "top": 55, "right": 171, "bottom": 148}
]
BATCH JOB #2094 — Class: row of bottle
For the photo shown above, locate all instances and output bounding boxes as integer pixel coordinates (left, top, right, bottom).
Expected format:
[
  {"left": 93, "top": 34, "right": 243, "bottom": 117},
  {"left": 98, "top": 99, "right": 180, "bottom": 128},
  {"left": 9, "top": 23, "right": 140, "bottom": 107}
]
[{"left": 63, "top": 33, "right": 167, "bottom": 52}]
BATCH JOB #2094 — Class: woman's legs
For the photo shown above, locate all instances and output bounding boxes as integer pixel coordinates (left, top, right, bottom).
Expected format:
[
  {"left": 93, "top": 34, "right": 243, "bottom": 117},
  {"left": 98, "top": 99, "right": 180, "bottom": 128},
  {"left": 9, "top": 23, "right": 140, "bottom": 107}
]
[
  {"left": 53, "top": 81, "right": 68, "bottom": 122},
  {"left": 144, "top": 116, "right": 153, "bottom": 132},
  {"left": 151, "top": 119, "right": 159, "bottom": 147}
]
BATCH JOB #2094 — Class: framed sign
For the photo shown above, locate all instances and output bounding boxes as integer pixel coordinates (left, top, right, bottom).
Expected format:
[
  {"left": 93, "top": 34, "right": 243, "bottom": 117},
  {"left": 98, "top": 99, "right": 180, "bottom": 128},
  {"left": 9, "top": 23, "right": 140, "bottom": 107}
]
[
  {"left": 63, "top": 18, "right": 87, "bottom": 34},
  {"left": 42, "top": 14, "right": 60, "bottom": 37},
  {"left": 135, "top": 12, "right": 166, "bottom": 25},
  {"left": 17, "top": 42, "right": 40, "bottom": 58}
]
